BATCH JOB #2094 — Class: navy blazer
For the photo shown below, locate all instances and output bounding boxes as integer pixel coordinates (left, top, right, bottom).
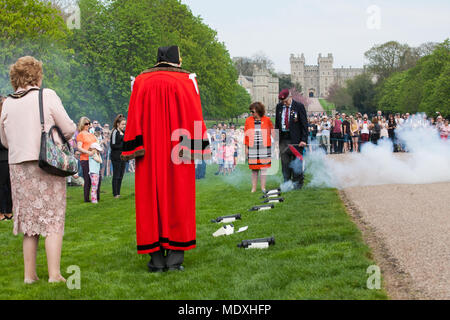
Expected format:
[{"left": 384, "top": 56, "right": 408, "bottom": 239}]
[{"left": 275, "top": 99, "right": 308, "bottom": 144}]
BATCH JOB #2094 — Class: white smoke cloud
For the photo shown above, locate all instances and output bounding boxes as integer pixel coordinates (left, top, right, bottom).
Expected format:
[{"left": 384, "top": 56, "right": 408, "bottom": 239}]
[{"left": 306, "top": 114, "right": 450, "bottom": 189}]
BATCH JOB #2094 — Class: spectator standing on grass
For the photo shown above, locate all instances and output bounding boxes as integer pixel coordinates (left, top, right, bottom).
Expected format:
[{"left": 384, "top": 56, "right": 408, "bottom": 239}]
[
  {"left": 331, "top": 113, "right": 343, "bottom": 154},
  {"left": 370, "top": 117, "right": 381, "bottom": 145},
  {"left": 360, "top": 115, "right": 370, "bottom": 147},
  {"left": 77, "top": 117, "right": 98, "bottom": 203},
  {"left": 223, "top": 137, "right": 235, "bottom": 175},
  {"left": 101, "top": 123, "right": 111, "bottom": 177},
  {"left": 380, "top": 119, "right": 389, "bottom": 141},
  {"left": 435, "top": 116, "right": 444, "bottom": 134},
  {"left": 0, "top": 56, "right": 76, "bottom": 284},
  {"left": 308, "top": 117, "right": 318, "bottom": 152},
  {"left": 320, "top": 116, "right": 331, "bottom": 154},
  {"left": 88, "top": 143, "right": 103, "bottom": 204},
  {"left": 342, "top": 115, "right": 351, "bottom": 153},
  {"left": 316, "top": 118, "right": 323, "bottom": 152},
  {"left": 350, "top": 116, "right": 359, "bottom": 153},
  {"left": 245, "top": 102, "right": 274, "bottom": 193},
  {"left": 441, "top": 119, "right": 449, "bottom": 140},
  {"left": 215, "top": 132, "right": 226, "bottom": 175},
  {"left": 111, "top": 114, "right": 127, "bottom": 198},
  {"left": 0, "top": 95, "right": 13, "bottom": 222},
  {"left": 387, "top": 114, "right": 397, "bottom": 151}
]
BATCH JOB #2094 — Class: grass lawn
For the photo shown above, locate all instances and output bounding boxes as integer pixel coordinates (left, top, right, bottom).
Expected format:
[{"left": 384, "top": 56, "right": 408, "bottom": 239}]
[
  {"left": 318, "top": 99, "right": 336, "bottom": 114},
  {"left": 0, "top": 164, "right": 387, "bottom": 300}
]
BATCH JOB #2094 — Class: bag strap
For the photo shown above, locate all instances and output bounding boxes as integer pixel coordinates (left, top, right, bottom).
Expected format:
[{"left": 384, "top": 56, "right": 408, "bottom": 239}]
[
  {"left": 39, "top": 88, "right": 45, "bottom": 133},
  {"left": 7, "top": 87, "right": 39, "bottom": 99}
]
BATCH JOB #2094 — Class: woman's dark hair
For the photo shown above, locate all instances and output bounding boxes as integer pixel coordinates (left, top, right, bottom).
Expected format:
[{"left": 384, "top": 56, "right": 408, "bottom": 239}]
[
  {"left": 113, "top": 114, "right": 126, "bottom": 129},
  {"left": 249, "top": 102, "right": 266, "bottom": 118}
]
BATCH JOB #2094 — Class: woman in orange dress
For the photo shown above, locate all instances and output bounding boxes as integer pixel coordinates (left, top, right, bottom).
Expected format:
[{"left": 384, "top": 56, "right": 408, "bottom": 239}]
[{"left": 244, "top": 102, "right": 274, "bottom": 193}]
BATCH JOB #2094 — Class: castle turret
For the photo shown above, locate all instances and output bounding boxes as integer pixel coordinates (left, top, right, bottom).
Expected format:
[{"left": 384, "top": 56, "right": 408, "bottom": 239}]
[
  {"left": 318, "top": 53, "right": 334, "bottom": 97},
  {"left": 290, "top": 53, "right": 305, "bottom": 93},
  {"left": 252, "top": 66, "right": 270, "bottom": 106}
]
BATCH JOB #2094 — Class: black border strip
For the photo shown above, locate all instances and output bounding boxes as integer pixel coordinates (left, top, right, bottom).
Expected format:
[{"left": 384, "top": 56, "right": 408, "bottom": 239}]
[
  {"left": 137, "top": 238, "right": 196, "bottom": 251},
  {"left": 123, "top": 135, "right": 144, "bottom": 152},
  {"left": 180, "top": 136, "right": 210, "bottom": 151}
]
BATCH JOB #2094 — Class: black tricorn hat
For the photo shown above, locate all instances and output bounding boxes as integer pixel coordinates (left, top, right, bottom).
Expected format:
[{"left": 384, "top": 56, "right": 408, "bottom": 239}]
[{"left": 156, "top": 46, "right": 181, "bottom": 66}]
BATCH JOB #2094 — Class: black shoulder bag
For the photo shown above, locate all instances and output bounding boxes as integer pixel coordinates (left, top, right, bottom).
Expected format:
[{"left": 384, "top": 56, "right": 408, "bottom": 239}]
[{"left": 38, "top": 88, "right": 78, "bottom": 177}]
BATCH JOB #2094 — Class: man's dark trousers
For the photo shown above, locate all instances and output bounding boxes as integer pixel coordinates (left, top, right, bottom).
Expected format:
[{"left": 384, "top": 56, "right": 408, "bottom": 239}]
[{"left": 280, "top": 133, "right": 304, "bottom": 188}]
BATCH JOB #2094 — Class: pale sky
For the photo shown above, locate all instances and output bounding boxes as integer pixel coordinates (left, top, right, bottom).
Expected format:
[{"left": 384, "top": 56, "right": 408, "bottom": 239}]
[{"left": 181, "top": 0, "right": 450, "bottom": 73}]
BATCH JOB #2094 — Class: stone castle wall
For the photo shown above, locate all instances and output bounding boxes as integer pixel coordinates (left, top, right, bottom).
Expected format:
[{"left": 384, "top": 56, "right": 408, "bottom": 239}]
[{"left": 290, "top": 53, "right": 364, "bottom": 98}]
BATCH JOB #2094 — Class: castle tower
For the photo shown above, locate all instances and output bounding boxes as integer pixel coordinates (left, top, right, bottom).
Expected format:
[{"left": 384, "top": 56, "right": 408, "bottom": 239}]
[
  {"left": 318, "top": 53, "right": 334, "bottom": 98},
  {"left": 252, "top": 66, "right": 270, "bottom": 106},
  {"left": 268, "top": 76, "right": 279, "bottom": 114},
  {"left": 290, "top": 53, "right": 305, "bottom": 93}
]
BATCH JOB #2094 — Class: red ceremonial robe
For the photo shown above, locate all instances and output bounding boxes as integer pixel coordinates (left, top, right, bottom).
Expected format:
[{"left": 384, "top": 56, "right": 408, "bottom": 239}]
[{"left": 121, "top": 67, "right": 210, "bottom": 255}]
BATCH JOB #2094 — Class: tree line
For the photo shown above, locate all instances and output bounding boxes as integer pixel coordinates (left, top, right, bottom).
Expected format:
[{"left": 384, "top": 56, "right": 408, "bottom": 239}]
[
  {"left": 0, "top": 0, "right": 251, "bottom": 123},
  {"left": 326, "top": 40, "right": 449, "bottom": 118}
]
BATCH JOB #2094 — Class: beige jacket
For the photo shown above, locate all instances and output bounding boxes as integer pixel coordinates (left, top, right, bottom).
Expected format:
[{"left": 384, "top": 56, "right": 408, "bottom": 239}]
[{"left": 0, "top": 87, "right": 76, "bottom": 165}]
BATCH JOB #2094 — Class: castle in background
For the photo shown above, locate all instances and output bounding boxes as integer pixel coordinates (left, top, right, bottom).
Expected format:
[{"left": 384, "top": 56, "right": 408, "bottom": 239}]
[
  {"left": 237, "top": 53, "right": 365, "bottom": 113},
  {"left": 238, "top": 67, "right": 279, "bottom": 114},
  {"left": 290, "top": 53, "right": 364, "bottom": 98}
]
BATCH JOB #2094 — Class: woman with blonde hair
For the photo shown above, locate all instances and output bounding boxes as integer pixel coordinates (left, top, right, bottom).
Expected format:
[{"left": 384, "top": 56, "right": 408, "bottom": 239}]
[
  {"left": 350, "top": 116, "right": 359, "bottom": 153},
  {"left": 0, "top": 56, "right": 76, "bottom": 284},
  {"left": 77, "top": 116, "right": 98, "bottom": 202}
]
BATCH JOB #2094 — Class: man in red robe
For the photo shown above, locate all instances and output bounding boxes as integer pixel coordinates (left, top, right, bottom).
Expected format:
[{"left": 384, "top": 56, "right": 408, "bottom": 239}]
[{"left": 121, "top": 46, "right": 210, "bottom": 272}]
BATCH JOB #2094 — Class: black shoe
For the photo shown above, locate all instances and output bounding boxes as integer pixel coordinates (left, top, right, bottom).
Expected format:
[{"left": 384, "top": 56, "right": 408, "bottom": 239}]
[
  {"left": 167, "top": 265, "right": 184, "bottom": 272},
  {"left": 147, "top": 260, "right": 167, "bottom": 273},
  {"left": 148, "top": 266, "right": 166, "bottom": 273},
  {"left": 293, "top": 182, "right": 303, "bottom": 190}
]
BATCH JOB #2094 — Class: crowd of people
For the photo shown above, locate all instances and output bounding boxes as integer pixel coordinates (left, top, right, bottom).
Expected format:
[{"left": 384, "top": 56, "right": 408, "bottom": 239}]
[
  {"left": 71, "top": 114, "right": 132, "bottom": 203},
  {"left": 306, "top": 111, "right": 449, "bottom": 154},
  {"left": 203, "top": 109, "right": 450, "bottom": 184}
]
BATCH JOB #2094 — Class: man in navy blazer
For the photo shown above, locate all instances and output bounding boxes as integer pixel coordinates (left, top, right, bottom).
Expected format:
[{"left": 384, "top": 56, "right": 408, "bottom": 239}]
[{"left": 275, "top": 89, "right": 308, "bottom": 189}]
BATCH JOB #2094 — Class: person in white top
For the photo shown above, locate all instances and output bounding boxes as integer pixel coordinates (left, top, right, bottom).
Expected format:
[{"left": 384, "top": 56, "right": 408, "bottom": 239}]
[
  {"left": 320, "top": 116, "right": 331, "bottom": 154},
  {"left": 380, "top": 119, "right": 389, "bottom": 140},
  {"left": 360, "top": 114, "right": 371, "bottom": 146}
]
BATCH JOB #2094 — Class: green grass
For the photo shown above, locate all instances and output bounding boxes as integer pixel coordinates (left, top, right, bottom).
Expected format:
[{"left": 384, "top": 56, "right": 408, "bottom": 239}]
[
  {"left": 0, "top": 165, "right": 387, "bottom": 300},
  {"left": 319, "top": 99, "right": 336, "bottom": 114}
]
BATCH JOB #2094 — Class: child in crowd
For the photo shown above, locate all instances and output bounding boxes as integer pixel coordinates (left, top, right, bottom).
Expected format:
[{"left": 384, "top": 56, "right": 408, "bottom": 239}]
[
  {"left": 224, "top": 137, "right": 236, "bottom": 175},
  {"left": 215, "top": 132, "right": 226, "bottom": 175},
  {"left": 89, "top": 143, "right": 103, "bottom": 204}
]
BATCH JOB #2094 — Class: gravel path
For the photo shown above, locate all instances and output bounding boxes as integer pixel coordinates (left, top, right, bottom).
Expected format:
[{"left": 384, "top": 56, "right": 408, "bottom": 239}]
[{"left": 342, "top": 182, "right": 450, "bottom": 299}]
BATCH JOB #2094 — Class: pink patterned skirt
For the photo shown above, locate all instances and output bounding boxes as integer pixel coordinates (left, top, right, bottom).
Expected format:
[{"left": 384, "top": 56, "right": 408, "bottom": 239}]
[{"left": 9, "top": 161, "right": 66, "bottom": 237}]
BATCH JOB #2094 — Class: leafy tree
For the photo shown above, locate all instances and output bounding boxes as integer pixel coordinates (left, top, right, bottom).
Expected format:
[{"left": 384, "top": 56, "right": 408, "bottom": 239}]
[
  {"left": 233, "top": 53, "right": 275, "bottom": 76},
  {"left": 326, "top": 83, "right": 353, "bottom": 111},
  {"left": 346, "top": 73, "right": 377, "bottom": 115},
  {"left": 375, "top": 40, "right": 449, "bottom": 118},
  {"left": 375, "top": 72, "right": 406, "bottom": 114},
  {"left": 364, "top": 41, "right": 438, "bottom": 82},
  {"left": 278, "top": 73, "right": 301, "bottom": 92},
  {"left": 0, "top": 0, "right": 70, "bottom": 93}
]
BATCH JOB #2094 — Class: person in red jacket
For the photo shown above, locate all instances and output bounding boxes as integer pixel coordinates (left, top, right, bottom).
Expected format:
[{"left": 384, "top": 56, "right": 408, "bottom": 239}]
[
  {"left": 244, "top": 102, "right": 274, "bottom": 193},
  {"left": 121, "top": 46, "right": 210, "bottom": 272}
]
